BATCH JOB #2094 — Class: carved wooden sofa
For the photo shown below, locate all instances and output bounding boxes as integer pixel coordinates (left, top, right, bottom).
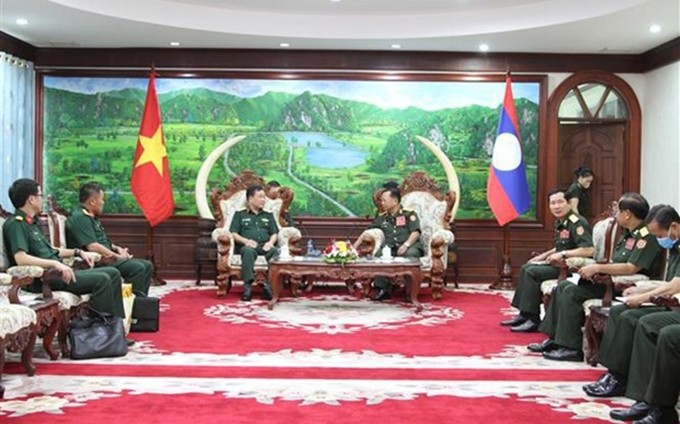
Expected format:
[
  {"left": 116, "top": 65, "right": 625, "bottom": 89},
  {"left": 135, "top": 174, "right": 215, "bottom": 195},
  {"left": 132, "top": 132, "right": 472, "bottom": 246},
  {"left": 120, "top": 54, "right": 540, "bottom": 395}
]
[
  {"left": 211, "top": 170, "right": 302, "bottom": 298},
  {"left": 355, "top": 171, "right": 457, "bottom": 300},
  {"left": 0, "top": 272, "right": 38, "bottom": 399}
]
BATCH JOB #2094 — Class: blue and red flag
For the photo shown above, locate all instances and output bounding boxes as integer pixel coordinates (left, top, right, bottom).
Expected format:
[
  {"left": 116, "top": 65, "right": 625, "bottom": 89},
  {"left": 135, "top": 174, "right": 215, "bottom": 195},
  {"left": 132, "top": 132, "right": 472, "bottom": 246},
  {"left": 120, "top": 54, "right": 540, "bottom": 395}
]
[{"left": 486, "top": 76, "right": 531, "bottom": 226}]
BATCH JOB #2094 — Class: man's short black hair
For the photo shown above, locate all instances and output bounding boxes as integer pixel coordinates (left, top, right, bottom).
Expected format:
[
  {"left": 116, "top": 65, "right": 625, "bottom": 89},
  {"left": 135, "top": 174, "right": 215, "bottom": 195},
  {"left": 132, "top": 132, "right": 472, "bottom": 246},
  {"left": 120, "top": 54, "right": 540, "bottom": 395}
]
[
  {"left": 79, "top": 182, "right": 104, "bottom": 203},
  {"left": 547, "top": 187, "right": 571, "bottom": 200},
  {"left": 618, "top": 192, "right": 650, "bottom": 220},
  {"left": 382, "top": 187, "right": 401, "bottom": 203},
  {"left": 246, "top": 184, "right": 265, "bottom": 200},
  {"left": 267, "top": 180, "right": 281, "bottom": 188},
  {"left": 647, "top": 204, "right": 680, "bottom": 230},
  {"left": 8, "top": 178, "right": 40, "bottom": 209},
  {"left": 382, "top": 181, "right": 399, "bottom": 190}
]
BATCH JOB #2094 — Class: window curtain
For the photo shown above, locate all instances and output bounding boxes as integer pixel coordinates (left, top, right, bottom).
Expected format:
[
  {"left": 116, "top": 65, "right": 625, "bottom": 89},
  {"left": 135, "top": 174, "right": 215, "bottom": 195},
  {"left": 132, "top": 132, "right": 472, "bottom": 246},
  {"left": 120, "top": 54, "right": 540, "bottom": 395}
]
[{"left": 0, "top": 51, "right": 35, "bottom": 210}]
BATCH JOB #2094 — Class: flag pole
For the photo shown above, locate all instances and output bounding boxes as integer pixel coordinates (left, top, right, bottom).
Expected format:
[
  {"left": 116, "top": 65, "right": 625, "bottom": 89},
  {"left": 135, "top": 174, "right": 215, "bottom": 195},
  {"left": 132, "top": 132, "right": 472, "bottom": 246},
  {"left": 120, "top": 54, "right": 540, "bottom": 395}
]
[
  {"left": 146, "top": 225, "right": 166, "bottom": 286},
  {"left": 489, "top": 225, "right": 515, "bottom": 290}
]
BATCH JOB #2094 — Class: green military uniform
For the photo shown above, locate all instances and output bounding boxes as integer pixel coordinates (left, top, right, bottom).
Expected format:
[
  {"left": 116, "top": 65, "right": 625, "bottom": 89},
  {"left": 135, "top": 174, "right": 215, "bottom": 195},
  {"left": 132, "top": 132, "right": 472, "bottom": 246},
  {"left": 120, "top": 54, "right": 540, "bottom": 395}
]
[
  {"left": 371, "top": 207, "right": 424, "bottom": 292},
  {"left": 229, "top": 208, "right": 280, "bottom": 287},
  {"left": 596, "top": 241, "right": 680, "bottom": 376},
  {"left": 511, "top": 212, "right": 593, "bottom": 322},
  {"left": 626, "top": 315, "right": 680, "bottom": 406},
  {"left": 539, "top": 222, "right": 662, "bottom": 350},
  {"left": 2, "top": 209, "right": 124, "bottom": 318},
  {"left": 565, "top": 181, "right": 589, "bottom": 217},
  {"left": 66, "top": 207, "right": 153, "bottom": 295}
]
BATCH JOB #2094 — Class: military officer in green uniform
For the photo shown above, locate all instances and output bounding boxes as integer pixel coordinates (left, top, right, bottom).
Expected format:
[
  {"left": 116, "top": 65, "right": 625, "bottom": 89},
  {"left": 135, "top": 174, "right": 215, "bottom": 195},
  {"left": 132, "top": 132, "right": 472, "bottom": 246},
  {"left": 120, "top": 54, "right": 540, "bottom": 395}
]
[
  {"left": 3, "top": 178, "right": 124, "bottom": 318},
  {"left": 65, "top": 182, "right": 153, "bottom": 295},
  {"left": 230, "top": 184, "right": 279, "bottom": 301},
  {"left": 353, "top": 187, "right": 423, "bottom": 301},
  {"left": 580, "top": 205, "right": 680, "bottom": 423},
  {"left": 502, "top": 188, "right": 594, "bottom": 332},
  {"left": 617, "top": 321, "right": 680, "bottom": 424},
  {"left": 532, "top": 192, "right": 662, "bottom": 362}
]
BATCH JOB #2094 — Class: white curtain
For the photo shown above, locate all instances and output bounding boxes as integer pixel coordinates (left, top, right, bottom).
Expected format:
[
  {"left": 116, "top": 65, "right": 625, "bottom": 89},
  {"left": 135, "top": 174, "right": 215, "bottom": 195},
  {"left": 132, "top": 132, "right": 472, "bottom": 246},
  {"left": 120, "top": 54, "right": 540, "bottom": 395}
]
[{"left": 0, "top": 51, "right": 35, "bottom": 210}]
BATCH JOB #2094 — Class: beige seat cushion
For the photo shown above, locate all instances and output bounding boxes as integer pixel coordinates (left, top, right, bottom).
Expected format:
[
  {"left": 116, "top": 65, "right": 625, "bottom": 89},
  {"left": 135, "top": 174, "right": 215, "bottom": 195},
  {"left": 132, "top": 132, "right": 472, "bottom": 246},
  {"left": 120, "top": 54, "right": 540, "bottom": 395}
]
[
  {"left": 0, "top": 304, "right": 37, "bottom": 338},
  {"left": 541, "top": 279, "right": 559, "bottom": 295}
]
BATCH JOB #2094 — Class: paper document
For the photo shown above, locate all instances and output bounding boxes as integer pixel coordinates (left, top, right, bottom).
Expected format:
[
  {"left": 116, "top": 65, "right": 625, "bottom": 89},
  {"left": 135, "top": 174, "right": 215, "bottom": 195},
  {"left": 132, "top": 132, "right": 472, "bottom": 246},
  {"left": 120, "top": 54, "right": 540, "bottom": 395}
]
[
  {"left": 566, "top": 273, "right": 581, "bottom": 285},
  {"left": 615, "top": 296, "right": 656, "bottom": 307}
]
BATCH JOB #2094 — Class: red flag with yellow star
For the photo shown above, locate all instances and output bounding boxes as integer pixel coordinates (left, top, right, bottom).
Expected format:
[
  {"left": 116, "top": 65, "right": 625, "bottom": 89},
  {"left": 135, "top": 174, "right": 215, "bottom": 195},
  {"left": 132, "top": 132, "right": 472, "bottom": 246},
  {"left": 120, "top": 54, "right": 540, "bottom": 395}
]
[{"left": 131, "top": 72, "right": 174, "bottom": 227}]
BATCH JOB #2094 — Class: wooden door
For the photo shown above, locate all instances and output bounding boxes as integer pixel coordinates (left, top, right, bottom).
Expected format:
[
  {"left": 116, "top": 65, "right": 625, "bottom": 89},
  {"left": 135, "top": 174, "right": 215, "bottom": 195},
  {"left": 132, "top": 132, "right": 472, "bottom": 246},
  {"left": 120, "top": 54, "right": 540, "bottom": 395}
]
[{"left": 558, "top": 123, "right": 626, "bottom": 220}]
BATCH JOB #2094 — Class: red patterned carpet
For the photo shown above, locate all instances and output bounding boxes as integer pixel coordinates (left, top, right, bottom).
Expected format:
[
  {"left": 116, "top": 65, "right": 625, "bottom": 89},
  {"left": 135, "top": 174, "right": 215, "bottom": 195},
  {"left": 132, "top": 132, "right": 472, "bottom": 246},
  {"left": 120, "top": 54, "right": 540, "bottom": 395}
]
[{"left": 1, "top": 281, "right": 638, "bottom": 423}]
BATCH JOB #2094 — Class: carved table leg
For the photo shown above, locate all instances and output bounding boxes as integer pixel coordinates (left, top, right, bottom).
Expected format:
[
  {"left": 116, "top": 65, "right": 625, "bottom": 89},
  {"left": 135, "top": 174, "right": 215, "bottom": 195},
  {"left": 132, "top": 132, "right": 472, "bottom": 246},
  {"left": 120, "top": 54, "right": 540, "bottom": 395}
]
[
  {"left": 267, "top": 269, "right": 282, "bottom": 310},
  {"left": 0, "top": 340, "right": 5, "bottom": 398},
  {"left": 290, "top": 276, "right": 303, "bottom": 297},
  {"left": 36, "top": 303, "right": 60, "bottom": 361},
  {"left": 58, "top": 309, "right": 70, "bottom": 358}
]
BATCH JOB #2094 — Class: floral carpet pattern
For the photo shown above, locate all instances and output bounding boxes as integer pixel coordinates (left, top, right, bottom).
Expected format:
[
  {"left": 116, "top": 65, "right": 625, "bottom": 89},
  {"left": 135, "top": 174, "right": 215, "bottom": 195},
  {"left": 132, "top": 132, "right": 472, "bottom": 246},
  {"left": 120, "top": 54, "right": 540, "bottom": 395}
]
[{"left": 0, "top": 281, "right": 659, "bottom": 423}]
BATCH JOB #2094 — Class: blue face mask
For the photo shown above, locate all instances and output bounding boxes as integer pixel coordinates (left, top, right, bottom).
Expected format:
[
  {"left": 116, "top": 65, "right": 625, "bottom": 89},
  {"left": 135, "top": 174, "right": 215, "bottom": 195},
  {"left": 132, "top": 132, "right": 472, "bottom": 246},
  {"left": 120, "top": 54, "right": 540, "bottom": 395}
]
[{"left": 656, "top": 236, "right": 677, "bottom": 249}]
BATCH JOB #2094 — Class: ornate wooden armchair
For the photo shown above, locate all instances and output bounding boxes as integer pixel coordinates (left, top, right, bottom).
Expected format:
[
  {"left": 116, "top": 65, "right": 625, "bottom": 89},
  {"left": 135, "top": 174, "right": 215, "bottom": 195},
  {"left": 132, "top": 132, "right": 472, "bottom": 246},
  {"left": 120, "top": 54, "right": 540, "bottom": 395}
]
[
  {"left": 1, "top": 207, "right": 62, "bottom": 362},
  {"left": 211, "top": 170, "right": 302, "bottom": 298},
  {"left": 540, "top": 202, "right": 621, "bottom": 309},
  {"left": 355, "top": 171, "right": 456, "bottom": 300}
]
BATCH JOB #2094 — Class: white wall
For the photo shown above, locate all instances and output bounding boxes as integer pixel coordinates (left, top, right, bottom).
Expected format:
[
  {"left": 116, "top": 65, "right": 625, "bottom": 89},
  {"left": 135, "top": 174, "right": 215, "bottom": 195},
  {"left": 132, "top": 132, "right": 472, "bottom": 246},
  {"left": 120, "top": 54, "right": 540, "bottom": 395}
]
[{"left": 638, "top": 61, "right": 680, "bottom": 208}]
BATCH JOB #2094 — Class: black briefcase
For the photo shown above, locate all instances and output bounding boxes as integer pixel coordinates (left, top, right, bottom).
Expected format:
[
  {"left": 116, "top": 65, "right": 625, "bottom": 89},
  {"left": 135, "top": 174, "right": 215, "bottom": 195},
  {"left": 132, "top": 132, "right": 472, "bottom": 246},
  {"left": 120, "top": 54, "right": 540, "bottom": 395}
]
[{"left": 131, "top": 296, "right": 160, "bottom": 332}]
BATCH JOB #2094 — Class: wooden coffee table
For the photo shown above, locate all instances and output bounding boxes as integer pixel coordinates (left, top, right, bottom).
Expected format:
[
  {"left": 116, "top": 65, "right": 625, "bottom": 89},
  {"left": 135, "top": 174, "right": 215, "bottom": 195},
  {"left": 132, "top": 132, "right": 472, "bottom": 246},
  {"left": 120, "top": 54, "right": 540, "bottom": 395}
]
[{"left": 267, "top": 256, "right": 423, "bottom": 311}]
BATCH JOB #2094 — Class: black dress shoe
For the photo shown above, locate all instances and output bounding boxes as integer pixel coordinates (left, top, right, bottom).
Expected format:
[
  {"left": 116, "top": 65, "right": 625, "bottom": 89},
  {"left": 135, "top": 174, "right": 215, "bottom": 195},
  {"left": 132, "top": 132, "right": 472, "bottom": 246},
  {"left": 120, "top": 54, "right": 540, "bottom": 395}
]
[
  {"left": 610, "top": 401, "right": 652, "bottom": 421},
  {"left": 262, "top": 284, "right": 273, "bottom": 301},
  {"left": 511, "top": 320, "right": 540, "bottom": 333},
  {"left": 126, "top": 338, "right": 136, "bottom": 347},
  {"left": 241, "top": 292, "right": 252, "bottom": 302},
  {"left": 584, "top": 373, "right": 625, "bottom": 397},
  {"left": 633, "top": 406, "right": 679, "bottom": 424},
  {"left": 543, "top": 347, "right": 584, "bottom": 362},
  {"left": 371, "top": 289, "right": 391, "bottom": 301},
  {"left": 501, "top": 315, "right": 527, "bottom": 327},
  {"left": 527, "top": 338, "right": 557, "bottom": 353},
  {"left": 583, "top": 372, "right": 615, "bottom": 393}
]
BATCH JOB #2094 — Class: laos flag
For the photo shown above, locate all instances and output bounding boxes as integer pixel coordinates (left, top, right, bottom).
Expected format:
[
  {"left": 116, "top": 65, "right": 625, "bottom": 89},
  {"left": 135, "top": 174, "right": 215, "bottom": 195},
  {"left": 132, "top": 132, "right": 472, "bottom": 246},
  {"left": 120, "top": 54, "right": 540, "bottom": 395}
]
[{"left": 486, "top": 76, "right": 531, "bottom": 226}]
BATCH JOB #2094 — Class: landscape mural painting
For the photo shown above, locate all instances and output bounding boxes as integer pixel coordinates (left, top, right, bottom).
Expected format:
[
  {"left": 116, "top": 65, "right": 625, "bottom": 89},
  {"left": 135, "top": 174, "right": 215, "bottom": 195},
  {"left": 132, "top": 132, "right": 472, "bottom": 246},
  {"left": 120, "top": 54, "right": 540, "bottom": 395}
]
[{"left": 42, "top": 76, "right": 540, "bottom": 219}]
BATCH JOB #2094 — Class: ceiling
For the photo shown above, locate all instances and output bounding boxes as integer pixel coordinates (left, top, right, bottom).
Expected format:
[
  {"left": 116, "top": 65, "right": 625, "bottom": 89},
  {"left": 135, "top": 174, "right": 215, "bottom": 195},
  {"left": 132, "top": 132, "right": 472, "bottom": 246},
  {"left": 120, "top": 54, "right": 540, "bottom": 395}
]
[{"left": 0, "top": 0, "right": 678, "bottom": 54}]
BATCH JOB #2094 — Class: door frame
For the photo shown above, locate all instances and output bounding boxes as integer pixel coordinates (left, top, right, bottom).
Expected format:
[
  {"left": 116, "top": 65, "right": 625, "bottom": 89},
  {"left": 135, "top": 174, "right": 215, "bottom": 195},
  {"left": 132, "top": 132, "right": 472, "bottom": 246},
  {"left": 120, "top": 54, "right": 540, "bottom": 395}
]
[{"left": 546, "top": 71, "right": 641, "bottom": 221}]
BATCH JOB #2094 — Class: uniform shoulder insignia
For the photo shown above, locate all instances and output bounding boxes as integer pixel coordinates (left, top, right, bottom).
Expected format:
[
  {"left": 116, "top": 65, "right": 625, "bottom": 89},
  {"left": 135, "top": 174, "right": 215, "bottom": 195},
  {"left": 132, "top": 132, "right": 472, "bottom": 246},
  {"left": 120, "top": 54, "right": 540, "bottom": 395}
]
[
  {"left": 636, "top": 239, "right": 647, "bottom": 249},
  {"left": 14, "top": 215, "right": 23, "bottom": 221},
  {"left": 410, "top": 214, "right": 417, "bottom": 221},
  {"left": 576, "top": 226, "right": 584, "bottom": 236},
  {"left": 569, "top": 214, "right": 579, "bottom": 223},
  {"left": 402, "top": 208, "right": 413, "bottom": 213},
  {"left": 639, "top": 227, "right": 649, "bottom": 237}
]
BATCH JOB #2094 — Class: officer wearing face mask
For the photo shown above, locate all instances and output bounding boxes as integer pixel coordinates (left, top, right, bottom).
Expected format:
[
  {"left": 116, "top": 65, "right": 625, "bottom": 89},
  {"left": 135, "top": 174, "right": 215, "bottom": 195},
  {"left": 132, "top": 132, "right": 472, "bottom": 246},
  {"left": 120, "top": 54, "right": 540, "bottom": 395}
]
[{"left": 582, "top": 204, "right": 680, "bottom": 424}]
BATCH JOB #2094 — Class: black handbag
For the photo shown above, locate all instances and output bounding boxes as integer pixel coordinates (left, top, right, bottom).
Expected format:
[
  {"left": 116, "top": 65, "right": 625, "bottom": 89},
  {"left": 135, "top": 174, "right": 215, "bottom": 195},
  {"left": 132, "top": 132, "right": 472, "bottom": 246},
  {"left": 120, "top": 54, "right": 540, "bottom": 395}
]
[
  {"left": 68, "top": 308, "right": 128, "bottom": 360},
  {"left": 131, "top": 296, "right": 160, "bottom": 332}
]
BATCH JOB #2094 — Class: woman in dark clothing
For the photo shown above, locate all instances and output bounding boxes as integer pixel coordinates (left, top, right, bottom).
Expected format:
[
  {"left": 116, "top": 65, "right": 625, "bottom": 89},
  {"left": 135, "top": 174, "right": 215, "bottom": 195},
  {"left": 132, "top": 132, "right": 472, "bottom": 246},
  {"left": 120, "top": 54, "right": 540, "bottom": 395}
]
[{"left": 565, "top": 166, "right": 594, "bottom": 217}]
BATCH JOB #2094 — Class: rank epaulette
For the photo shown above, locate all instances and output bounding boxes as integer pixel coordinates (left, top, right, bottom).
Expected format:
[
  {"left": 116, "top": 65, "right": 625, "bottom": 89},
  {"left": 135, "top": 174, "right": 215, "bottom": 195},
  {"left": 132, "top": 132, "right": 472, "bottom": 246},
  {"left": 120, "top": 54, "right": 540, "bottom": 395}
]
[
  {"left": 639, "top": 227, "right": 649, "bottom": 237},
  {"left": 569, "top": 214, "right": 579, "bottom": 223}
]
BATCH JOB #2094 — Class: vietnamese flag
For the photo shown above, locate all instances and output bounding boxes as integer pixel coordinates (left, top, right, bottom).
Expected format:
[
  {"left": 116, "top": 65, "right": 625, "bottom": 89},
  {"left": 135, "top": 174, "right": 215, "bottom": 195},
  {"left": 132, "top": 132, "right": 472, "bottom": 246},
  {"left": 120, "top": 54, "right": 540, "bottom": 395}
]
[
  {"left": 131, "top": 72, "right": 174, "bottom": 227},
  {"left": 486, "top": 76, "right": 531, "bottom": 226}
]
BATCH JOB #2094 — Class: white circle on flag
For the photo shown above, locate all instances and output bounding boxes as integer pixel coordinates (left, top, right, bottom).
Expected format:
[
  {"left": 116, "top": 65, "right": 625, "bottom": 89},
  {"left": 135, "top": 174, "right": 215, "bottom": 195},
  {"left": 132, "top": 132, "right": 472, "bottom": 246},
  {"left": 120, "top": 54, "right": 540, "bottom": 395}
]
[{"left": 491, "top": 133, "right": 522, "bottom": 171}]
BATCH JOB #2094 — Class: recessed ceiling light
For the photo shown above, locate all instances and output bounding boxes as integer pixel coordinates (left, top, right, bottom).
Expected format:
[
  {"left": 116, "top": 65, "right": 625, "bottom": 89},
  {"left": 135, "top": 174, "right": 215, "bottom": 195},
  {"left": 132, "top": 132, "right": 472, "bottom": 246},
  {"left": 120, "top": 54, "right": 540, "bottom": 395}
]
[
  {"left": 391, "top": 44, "right": 401, "bottom": 49},
  {"left": 16, "top": 18, "right": 28, "bottom": 25},
  {"left": 169, "top": 42, "right": 181, "bottom": 47},
  {"left": 649, "top": 24, "right": 661, "bottom": 33},
  {"left": 479, "top": 44, "right": 490, "bottom": 52},
  {"left": 279, "top": 43, "right": 290, "bottom": 48},
  {"left": 330, "top": 0, "right": 342, "bottom": 2}
]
